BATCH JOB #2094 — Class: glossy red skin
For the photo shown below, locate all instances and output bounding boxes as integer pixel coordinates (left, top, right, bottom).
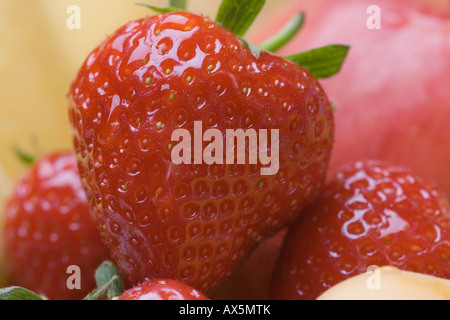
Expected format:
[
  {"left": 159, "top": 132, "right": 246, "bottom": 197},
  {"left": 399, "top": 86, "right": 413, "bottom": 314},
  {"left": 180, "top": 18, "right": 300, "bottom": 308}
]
[
  {"left": 68, "top": 12, "right": 333, "bottom": 293},
  {"left": 115, "top": 279, "right": 209, "bottom": 300},
  {"left": 251, "top": 0, "right": 450, "bottom": 197},
  {"left": 3, "top": 153, "right": 110, "bottom": 300},
  {"left": 270, "top": 161, "right": 450, "bottom": 300}
]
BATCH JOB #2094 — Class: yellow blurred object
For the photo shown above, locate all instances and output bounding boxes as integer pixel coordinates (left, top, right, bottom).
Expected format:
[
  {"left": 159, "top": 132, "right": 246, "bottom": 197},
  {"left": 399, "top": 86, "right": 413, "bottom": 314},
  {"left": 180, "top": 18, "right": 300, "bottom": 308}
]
[
  {"left": 0, "top": 164, "right": 12, "bottom": 286},
  {"left": 318, "top": 266, "right": 450, "bottom": 300}
]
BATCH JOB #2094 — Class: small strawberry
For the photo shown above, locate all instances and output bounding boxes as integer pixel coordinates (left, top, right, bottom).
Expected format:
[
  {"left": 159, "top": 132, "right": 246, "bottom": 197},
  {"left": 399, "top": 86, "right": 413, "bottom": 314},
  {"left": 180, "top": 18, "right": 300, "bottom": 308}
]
[
  {"left": 270, "top": 160, "right": 450, "bottom": 300},
  {"left": 114, "top": 279, "right": 209, "bottom": 300},
  {"left": 3, "top": 152, "right": 110, "bottom": 300},
  {"left": 68, "top": 0, "right": 348, "bottom": 292}
]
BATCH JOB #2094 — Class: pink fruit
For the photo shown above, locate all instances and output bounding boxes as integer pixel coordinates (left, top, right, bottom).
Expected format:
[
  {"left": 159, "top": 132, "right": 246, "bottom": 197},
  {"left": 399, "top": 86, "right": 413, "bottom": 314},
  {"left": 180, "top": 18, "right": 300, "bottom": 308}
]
[{"left": 251, "top": 0, "right": 450, "bottom": 196}]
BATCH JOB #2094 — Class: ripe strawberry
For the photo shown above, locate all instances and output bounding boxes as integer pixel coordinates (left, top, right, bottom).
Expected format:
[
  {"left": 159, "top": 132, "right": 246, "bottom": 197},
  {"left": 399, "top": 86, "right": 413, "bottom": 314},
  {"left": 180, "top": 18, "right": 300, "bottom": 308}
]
[
  {"left": 67, "top": 4, "right": 343, "bottom": 293},
  {"left": 114, "top": 279, "right": 209, "bottom": 300},
  {"left": 270, "top": 161, "right": 450, "bottom": 300},
  {"left": 3, "top": 152, "right": 110, "bottom": 300},
  {"left": 250, "top": 0, "right": 450, "bottom": 197}
]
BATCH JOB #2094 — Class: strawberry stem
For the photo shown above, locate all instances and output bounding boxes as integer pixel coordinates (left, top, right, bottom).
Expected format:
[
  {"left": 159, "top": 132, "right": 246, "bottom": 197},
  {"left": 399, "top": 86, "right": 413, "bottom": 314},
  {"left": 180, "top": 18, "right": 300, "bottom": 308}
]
[
  {"left": 12, "top": 145, "right": 37, "bottom": 166},
  {"left": 135, "top": 3, "right": 180, "bottom": 14},
  {"left": 285, "top": 45, "right": 350, "bottom": 79},
  {"left": 170, "top": 0, "right": 186, "bottom": 10},
  {"left": 260, "top": 12, "right": 305, "bottom": 53},
  {"left": 216, "top": 0, "right": 266, "bottom": 37},
  {"left": 137, "top": 1, "right": 349, "bottom": 80}
]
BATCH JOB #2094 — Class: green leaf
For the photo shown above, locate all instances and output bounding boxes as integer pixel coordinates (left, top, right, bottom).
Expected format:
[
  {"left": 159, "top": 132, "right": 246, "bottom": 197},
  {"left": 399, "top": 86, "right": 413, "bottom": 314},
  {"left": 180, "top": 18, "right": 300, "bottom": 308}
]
[
  {"left": 285, "top": 45, "right": 350, "bottom": 79},
  {"left": 216, "top": 0, "right": 266, "bottom": 37},
  {"left": 170, "top": 0, "right": 187, "bottom": 10},
  {"left": 135, "top": 3, "right": 181, "bottom": 14},
  {"left": 0, "top": 287, "right": 44, "bottom": 300},
  {"left": 12, "top": 145, "right": 36, "bottom": 166},
  {"left": 83, "top": 260, "right": 124, "bottom": 300},
  {"left": 94, "top": 261, "right": 124, "bottom": 300},
  {"left": 84, "top": 276, "right": 120, "bottom": 300},
  {"left": 260, "top": 12, "right": 305, "bottom": 53}
]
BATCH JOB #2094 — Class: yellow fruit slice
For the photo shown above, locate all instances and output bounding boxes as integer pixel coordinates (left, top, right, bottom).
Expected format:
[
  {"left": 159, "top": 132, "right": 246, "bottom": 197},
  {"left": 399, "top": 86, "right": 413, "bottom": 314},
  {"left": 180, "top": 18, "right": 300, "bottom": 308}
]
[{"left": 318, "top": 266, "right": 450, "bottom": 300}]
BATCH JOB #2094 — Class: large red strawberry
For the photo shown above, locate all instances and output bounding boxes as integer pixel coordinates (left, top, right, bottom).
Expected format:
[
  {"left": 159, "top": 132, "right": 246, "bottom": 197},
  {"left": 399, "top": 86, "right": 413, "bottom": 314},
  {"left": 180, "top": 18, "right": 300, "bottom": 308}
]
[
  {"left": 114, "top": 279, "right": 209, "bottom": 300},
  {"left": 2, "top": 152, "right": 110, "bottom": 300},
  {"left": 68, "top": 1, "right": 347, "bottom": 293},
  {"left": 270, "top": 160, "right": 450, "bottom": 300},
  {"left": 250, "top": 0, "right": 450, "bottom": 197}
]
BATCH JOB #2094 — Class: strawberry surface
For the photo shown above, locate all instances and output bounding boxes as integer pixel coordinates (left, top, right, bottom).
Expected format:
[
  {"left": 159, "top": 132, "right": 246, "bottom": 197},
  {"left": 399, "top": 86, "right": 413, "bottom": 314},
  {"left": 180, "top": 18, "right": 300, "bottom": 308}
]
[
  {"left": 68, "top": 12, "right": 333, "bottom": 292},
  {"left": 3, "top": 153, "right": 110, "bottom": 300},
  {"left": 270, "top": 161, "right": 450, "bottom": 300},
  {"left": 115, "top": 279, "right": 209, "bottom": 300}
]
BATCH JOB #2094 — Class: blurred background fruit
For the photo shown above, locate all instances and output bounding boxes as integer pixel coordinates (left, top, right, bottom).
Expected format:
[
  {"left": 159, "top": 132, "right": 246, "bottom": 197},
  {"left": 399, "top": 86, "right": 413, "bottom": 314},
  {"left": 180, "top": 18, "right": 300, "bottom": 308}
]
[
  {"left": 249, "top": 0, "right": 450, "bottom": 198},
  {"left": 3, "top": 153, "right": 110, "bottom": 299}
]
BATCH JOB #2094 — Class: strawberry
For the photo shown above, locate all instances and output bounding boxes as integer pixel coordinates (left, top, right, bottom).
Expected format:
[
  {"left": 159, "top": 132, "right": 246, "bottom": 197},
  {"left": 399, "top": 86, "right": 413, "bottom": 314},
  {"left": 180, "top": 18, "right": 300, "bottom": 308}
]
[
  {"left": 270, "top": 161, "right": 450, "bottom": 300},
  {"left": 114, "top": 279, "right": 209, "bottom": 300},
  {"left": 3, "top": 152, "right": 110, "bottom": 300},
  {"left": 68, "top": 1, "right": 347, "bottom": 293}
]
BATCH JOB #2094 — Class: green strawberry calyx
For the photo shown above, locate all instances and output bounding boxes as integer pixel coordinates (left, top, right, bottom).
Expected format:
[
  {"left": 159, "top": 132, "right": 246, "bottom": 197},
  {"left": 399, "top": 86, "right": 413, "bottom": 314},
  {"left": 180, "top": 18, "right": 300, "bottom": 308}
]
[
  {"left": 0, "top": 286, "right": 45, "bottom": 300},
  {"left": 0, "top": 261, "right": 124, "bottom": 301},
  {"left": 140, "top": 0, "right": 350, "bottom": 79},
  {"left": 84, "top": 261, "right": 124, "bottom": 300}
]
